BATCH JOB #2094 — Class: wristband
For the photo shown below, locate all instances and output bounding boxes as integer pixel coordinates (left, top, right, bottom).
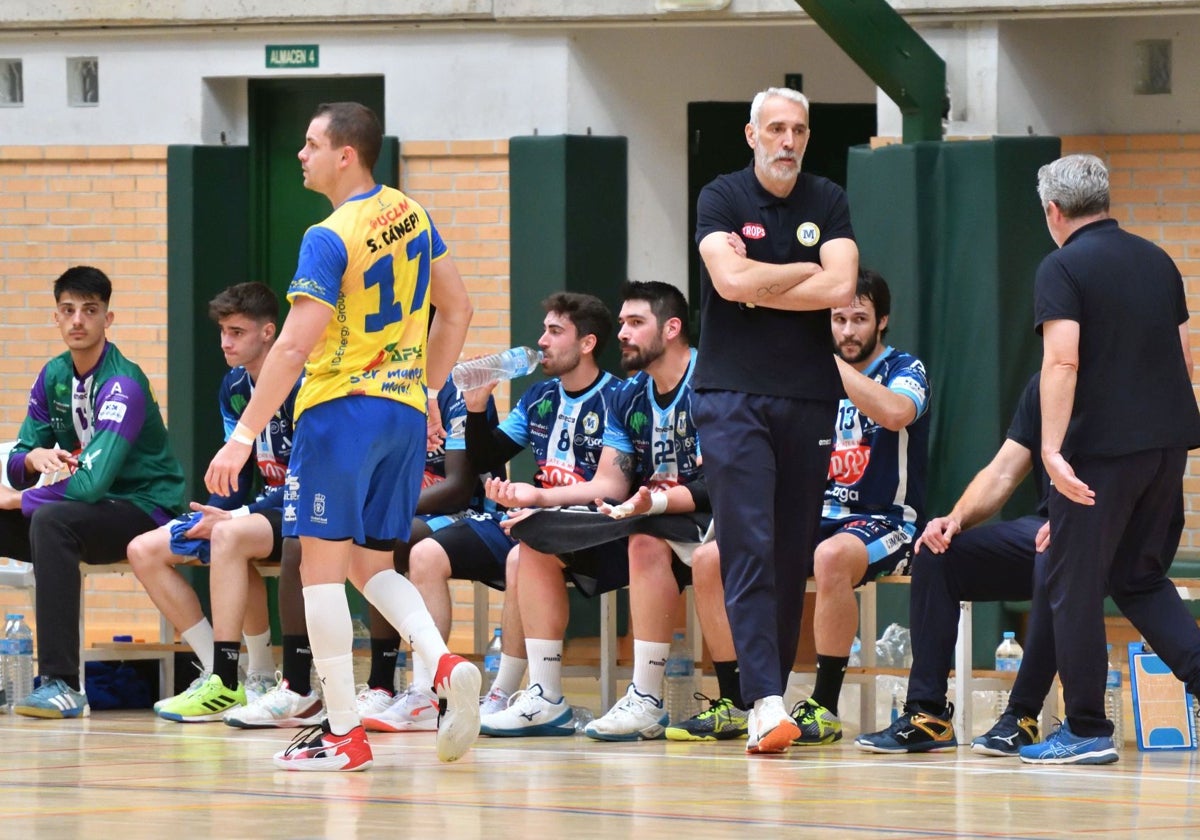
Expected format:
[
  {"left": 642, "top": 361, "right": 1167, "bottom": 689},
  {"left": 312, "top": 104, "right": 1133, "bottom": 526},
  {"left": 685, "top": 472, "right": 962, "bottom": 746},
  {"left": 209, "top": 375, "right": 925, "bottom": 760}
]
[
  {"left": 229, "top": 506, "right": 251, "bottom": 518},
  {"left": 230, "top": 422, "right": 256, "bottom": 446},
  {"left": 648, "top": 491, "right": 669, "bottom": 516}
]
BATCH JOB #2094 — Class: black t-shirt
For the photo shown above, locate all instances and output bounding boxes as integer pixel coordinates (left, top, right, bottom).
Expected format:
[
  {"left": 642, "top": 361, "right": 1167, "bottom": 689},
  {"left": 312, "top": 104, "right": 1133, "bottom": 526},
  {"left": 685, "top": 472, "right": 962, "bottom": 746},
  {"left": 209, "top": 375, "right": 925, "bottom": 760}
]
[
  {"left": 1033, "top": 218, "right": 1200, "bottom": 458},
  {"left": 1006, "top": 372, "right": 1051, "bottom": 518},
  {"left": 693, "top": 164, "right": 855, "bottom": 401}
]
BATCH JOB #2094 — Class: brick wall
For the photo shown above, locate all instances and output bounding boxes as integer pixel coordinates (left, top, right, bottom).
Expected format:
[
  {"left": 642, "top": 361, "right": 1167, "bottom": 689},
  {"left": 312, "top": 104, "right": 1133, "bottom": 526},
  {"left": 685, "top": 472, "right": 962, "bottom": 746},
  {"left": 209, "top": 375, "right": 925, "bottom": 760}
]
[
  {"left": 3, "top": 134, "right": 1200, "bottom": 649},
  {"left": 1060, "top": 135, "right": 1200, "bottom": 550},
  {"left": 0, "top": 140, "right": 514, "bottom": 647}
]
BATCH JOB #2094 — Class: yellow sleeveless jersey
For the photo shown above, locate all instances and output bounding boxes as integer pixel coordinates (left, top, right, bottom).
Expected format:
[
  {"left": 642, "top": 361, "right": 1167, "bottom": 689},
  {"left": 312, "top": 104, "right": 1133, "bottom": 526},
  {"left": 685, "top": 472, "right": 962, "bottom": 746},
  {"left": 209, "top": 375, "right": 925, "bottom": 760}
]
[{"left": 287, "top": 184, "right": 447, "bottom": 419}]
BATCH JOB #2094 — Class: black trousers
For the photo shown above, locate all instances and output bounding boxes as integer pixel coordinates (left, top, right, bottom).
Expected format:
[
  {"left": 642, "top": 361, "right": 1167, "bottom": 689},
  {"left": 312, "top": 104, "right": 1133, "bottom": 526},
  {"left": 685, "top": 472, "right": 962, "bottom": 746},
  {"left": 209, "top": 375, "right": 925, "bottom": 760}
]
[
  {"left": 906, "top": 516, "right": 1056, "bottom": 716},
  {"left": 0, "top": 500, "right": 157, "bottom": 682},
  {"left": 1045, "top": 447, "right": 1200, "bottom": 736},
  {"left": 694, "top": 389, "right": 835, "bottom": 705}
]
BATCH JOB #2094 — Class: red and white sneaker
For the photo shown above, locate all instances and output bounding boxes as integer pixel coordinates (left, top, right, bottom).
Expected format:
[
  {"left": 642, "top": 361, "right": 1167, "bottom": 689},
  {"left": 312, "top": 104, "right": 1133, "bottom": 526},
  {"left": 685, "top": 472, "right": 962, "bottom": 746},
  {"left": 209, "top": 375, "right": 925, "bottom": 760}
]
[
  {"left": 272, "top": 721, "right": 374, "bottom": 772},
  {"left": 434, "top": 653, "right": 482, "bottom": 762}
]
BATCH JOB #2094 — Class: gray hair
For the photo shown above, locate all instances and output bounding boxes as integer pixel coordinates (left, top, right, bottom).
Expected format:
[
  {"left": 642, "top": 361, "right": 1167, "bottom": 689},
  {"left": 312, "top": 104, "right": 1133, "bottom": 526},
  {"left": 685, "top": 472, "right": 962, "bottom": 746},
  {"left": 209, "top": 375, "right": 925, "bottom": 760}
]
[
  {"left": 1036, "top": 154, "right": 1110, "bottom": 218},
  {"left": 749, "top": 87, "right": 810, "bottom": 128}
]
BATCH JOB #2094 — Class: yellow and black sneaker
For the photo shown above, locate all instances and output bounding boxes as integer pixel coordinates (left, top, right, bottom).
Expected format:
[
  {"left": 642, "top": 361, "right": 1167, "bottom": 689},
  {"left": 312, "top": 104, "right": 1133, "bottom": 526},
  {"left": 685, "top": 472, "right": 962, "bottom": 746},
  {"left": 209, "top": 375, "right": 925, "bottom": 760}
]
[
  {"left": 791, "top": 698, "right": 843, "bottom": 745},
  {"left": 854, "top": 704, "right": 957, "bottom": 753},
  {"left": 971, "top": 712, "right": 1039, "bottom": 757},
  {"left": 665, "top": 694, "right": 749, "bottom": 741}
]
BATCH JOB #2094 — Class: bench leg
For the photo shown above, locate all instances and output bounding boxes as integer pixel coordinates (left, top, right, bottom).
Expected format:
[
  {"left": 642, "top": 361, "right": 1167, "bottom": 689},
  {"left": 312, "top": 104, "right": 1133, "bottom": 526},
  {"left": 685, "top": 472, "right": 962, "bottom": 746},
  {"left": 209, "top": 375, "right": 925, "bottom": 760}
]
[
  {"left": 600, "top": 590, "right": 617, "bottom": 711},
  {"left": 955, "top": 601, "right": 972, "bottom": 739}
]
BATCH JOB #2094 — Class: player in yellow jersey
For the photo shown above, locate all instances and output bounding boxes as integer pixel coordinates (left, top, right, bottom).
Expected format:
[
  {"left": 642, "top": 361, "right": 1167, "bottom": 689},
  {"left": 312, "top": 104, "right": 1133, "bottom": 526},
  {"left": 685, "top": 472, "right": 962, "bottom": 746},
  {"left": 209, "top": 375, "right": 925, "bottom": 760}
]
[{"left": 206, "top": 102, "right": 477, "bottom": 771}]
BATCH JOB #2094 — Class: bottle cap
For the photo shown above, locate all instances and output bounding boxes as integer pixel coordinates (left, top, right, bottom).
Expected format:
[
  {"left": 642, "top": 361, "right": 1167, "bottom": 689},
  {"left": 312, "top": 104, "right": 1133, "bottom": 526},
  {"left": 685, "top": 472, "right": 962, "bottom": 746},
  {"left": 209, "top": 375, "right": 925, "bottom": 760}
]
[{"left": 1003, "top": 631, "right": 1015, "bottom": 638}]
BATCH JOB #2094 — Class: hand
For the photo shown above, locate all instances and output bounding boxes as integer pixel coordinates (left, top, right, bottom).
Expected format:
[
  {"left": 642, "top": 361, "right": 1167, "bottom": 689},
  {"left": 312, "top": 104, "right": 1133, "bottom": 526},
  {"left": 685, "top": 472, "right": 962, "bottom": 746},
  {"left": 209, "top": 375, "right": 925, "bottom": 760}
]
[
  {"left": 725, "top": 231, "right": 747, "bottom": 258},
  {"left": 914, "top": 515, "right": 961, "bottom": 555},
  {"left": 598, "top": 486, "right": 653, "bottom": 519},
  {"left": 427, "top": 391, "right": 446, "bottom": 450},
  {"left": 484, "top": 476, "right": 543, "bottom": 508},
  {"left": 0, "top": 484, "right": 22, "bottom": 511},
  {"left": 205, "top": 439, "right": 252, "bottom": 497},
  {"left": 24, "top": 447, "right": 77, "bottom": 476},
  {"left": 463, "top": 379, "right": 499, "bottom": 413},
  {"left": 1035, "top": 520, "right": 1051, "bottom": 553},
  {"left": 1043, "top": 451, "right": 1095, "bottom": 506},
  {"left": 183, "top": 502, "right": 233, "bottom": 540},
  {"left": 498, "top": 505, "right": 537, "bottom": 534}
]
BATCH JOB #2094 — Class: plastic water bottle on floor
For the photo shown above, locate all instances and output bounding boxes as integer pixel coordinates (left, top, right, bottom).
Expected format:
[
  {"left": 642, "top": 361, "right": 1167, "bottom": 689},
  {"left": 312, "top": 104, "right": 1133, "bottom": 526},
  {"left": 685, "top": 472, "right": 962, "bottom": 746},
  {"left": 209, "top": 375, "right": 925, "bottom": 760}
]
[
  {"left": 993, "top": 630, "right": 1023, "bottom": 716},
  {"left": 5, "top": 614, "right": 33, "bottom": 709},
  {"left": 572, "top": 705, "right": 595, "bottom": 733},
  {"left": 1106, "top": 644, "right": 1124, "bottom": 751},
  {"left": 0, "top": 614, "right": 12, "bottom": 711},
  {"left": 483, "top": 627, "right": 502, "bottom": 687},
  {"left": 664, "top": 630, "right": 697, "bottom": 724},
  {"left": 451, "top": 347, "right": 542, "bottom": 391},
  {"left": 394, "top": 648, "right": 408, "bottom": 694}
]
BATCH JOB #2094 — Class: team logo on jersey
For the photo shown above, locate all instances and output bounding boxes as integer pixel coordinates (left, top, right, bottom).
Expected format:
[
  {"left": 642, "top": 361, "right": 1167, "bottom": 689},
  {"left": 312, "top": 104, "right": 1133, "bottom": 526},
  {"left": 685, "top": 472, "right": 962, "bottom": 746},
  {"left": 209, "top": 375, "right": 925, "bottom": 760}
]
[
  {"left": 797, "top": 222, "right": 821, "bottom": 247},
  {"left": 675, "top": 412, "right": 688, "bottom": 438},
  {"left": 230, "top": 394, "right": 248, "bottom": 414},
  {"left": 828, "top": 441, "right": 870, "bottom": 485},
  {"left": 109, "top": 382, "right": 124, "bottom": 396},
  {"left": 80, "top": 448, "right": 103, "bottom": 471},
  {"left": 312, "top": 493, "right": 327, "bottom": 524},
  {"left": 582, "top": 411, "right": 600, "bottom": 435},
  {"left": 741, "top": 223, "right": 766, "bottom": 240},
  {"left": 627, "top": 411, "right": 649, "bottom": 436},
  {"left": 535, "top": 398, "right": 554, "bottom": 419},
  {"left": 97, "top": 400, "right": 126, "bottom": 424}
]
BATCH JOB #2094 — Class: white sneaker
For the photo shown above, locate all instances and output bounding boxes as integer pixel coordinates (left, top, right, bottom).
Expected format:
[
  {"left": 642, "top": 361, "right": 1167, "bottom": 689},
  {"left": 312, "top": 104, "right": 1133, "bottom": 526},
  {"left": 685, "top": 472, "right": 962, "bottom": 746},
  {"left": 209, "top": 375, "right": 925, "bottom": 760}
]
[
  {"left": 244, "top": 671, "right": 277, "bottom": 704},
  {"left": 354, "top": 685, "right": 395, "bottom": 718},
  {"left": 480, "top": 683, "right": 575, "bottom": 737},
  {"left": 479, "top": 686, "right": 510, "bottom": 716},
  {"left": 746, "top": 696, "right": 799, "bottom": 755},
  {"left": 362, "top": 686, "right": 439, "bottom": 732},
  {"left": 224, "top": 676, "right": 325, "bottom": 729},
  {"left": 584, "top": 685, "right": 667, "bottom": 742}
]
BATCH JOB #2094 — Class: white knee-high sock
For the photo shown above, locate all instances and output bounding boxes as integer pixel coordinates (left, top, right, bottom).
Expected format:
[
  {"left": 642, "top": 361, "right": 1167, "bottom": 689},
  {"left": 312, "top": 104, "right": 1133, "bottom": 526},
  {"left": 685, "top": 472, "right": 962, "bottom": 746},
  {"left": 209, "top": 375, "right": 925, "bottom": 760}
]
[
  {"left": 362, "top": 569, "right": 448, "bottom": 677},
  {"left": 182, "top": 619, "right": 215, "bottom": 674},
  {"left": 525, "top": 638, "right": 564, "bottom": 702},
  {"left": 632, "top": 639, "right": 671, "bottom": 702},
  {"left": 243, "top": 629, "right": 275, "bottom": 677},
  {"left": 303, "top": 583, "right": 358, "bottom": 735}
]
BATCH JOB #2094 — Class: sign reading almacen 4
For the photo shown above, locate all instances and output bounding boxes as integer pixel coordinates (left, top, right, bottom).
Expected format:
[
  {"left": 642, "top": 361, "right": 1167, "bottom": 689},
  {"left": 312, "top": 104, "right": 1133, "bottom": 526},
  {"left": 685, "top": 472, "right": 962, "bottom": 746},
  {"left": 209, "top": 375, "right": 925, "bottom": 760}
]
[{"left": 266, "top": 45, "right": 319, "bottom": 69}]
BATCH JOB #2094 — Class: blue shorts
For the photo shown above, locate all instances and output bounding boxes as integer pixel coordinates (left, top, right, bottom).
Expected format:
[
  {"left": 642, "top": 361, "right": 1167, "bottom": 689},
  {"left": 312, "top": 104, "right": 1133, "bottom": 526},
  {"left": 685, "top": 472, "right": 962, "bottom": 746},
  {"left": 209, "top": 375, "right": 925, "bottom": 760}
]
[
  {"left": 283, "top": 395, "right": 426, "bottom": 546},
  {"left": 427, "top": 511, "right": 518, "bottom": 591},
  {"left": 819, "top": 515, "right": 916, "bottom": 586}
]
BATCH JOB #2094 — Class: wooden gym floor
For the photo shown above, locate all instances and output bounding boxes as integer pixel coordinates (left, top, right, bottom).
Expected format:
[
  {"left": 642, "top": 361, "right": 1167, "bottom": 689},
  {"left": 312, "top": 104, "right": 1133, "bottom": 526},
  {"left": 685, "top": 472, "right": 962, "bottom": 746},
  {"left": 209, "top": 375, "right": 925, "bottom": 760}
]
[{"left": 2, "top": 685, "right": 1199, "bottom": 839}]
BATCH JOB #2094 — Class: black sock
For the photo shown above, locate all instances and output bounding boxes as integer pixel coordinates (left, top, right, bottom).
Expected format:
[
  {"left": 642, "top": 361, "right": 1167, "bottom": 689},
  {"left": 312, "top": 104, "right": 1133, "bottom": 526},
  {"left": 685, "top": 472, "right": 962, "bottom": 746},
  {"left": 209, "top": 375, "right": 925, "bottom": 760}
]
[
  {"left": 213, "top": 641, "right": 242, "bottom": 690},
  {"left": 811, "top": 655, "right": 850, "bottom": 716},
  {"left": 282, "top": 635, "right": 313, "bottom": 696},
  {"left": 713, "top": 660, "right": 745, "bottom": 709},
  {"left": 368, "top": 640, "right": 398, "bottom": 692}
]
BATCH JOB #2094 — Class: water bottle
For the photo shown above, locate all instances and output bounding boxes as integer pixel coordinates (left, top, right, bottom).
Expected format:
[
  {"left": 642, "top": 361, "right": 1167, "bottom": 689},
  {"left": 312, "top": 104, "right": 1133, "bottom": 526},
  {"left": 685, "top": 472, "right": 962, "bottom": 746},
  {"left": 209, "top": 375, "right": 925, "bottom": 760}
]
[
  {"left": 483, "top": 627, "right": 502, "bottom": 685},
  {"left": 663, "top": 630, "right": 698, "bottom": 724},
  {"left": 1106, "top": 644, "right": 1124, "bottom": 751},
  {"left": 4, "top": 614, "right": 34, "bottom": 710},
  {"left": 394, "top": 648, "right": 408, "bottom": 694},
  {"left": 572, "top": 705, "right": 595, "bottom": 734},
  {"left": 451, "top": 347, "right": 542, "bottom": 391},
  {"left": 994, "top": 630, "right": 1023, "bottom": 716},
  {"left": 0, "top": 615, "right": 11, "bottom": 712},
  {"left": 848, "top": 636, "right": 862, "bottom": 668}
]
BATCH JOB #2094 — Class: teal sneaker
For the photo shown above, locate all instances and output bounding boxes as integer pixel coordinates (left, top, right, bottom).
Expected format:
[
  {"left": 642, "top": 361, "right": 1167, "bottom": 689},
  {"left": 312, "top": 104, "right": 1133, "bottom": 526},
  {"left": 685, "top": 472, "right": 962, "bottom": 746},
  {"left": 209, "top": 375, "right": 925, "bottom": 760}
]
[
  {"left": 158, "top": 673, "right": 246, "bottom": 722},
  {"left": 14, "top": 678, "right": 90, "bottom": 719}
]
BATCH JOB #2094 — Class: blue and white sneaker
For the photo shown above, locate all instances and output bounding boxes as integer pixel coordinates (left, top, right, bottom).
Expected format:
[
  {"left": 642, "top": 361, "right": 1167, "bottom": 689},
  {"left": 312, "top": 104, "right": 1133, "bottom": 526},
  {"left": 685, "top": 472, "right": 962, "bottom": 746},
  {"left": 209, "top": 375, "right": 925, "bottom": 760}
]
[
  {"left": 480, "top": 683, "right": 575, "bottom": 737},
  {"left": 14, "top": 678, "right": 90, "bottom": 719},
  {"left": 1018, "top": 719, "right": 1118, "bottom": 765}
]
